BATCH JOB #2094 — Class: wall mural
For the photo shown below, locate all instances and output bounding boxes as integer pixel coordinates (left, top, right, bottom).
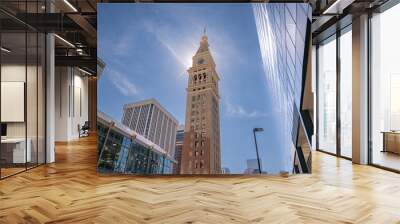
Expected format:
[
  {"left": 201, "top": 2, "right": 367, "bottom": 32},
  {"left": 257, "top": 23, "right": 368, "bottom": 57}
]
[{"left": 97, "top": 3, "right": 312, "bottom": 175}]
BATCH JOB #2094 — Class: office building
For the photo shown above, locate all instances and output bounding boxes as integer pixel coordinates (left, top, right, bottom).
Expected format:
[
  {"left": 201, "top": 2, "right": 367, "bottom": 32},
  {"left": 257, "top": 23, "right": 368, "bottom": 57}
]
[
  {"left": 121, "top": 99, "right": 179, "bottom": 160},
  {"left": 243, "top": 158, "right": 264, "bottom": 174},
  {"left": 256, "top": 0, "right": 400, "bottom": 174},
  {"left": 0, "top": 0, "right": 99, "bottom": 179},
  {"left": 173, "top": 125, "right": 184, "bottom": 174},
  {"left": 180, "top": 31, "right": 221, "bottom": 174},
  {"left": 98, "top": 111, "right": 175, "bottom": 174},
  {"left": 221, "top": 167, "right": 230, "bottom": 174},
  {"left": 253, "top": 3, "right": 312, "bottom": 173}
]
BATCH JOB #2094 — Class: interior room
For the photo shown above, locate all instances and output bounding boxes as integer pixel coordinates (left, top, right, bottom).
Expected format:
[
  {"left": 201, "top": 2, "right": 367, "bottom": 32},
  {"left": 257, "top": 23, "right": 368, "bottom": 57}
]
[
  {"left": 0, "top": 19, "right": 46, "bottom": 178},
  {"left": 370, "top": 3, "right": 400, "bottom": 171},
  {"left": 0, "top": 0, "right": 400, "bottom": 223},
  {"left": 0, "top": 0, "right": 98, "bottom": 179}
]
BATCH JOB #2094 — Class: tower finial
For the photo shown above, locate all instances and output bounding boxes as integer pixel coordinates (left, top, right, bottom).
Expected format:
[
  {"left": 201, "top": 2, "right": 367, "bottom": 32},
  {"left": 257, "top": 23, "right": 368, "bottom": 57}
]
[{"left": 203, "top": 26, "right": 206, "bottom": 36}]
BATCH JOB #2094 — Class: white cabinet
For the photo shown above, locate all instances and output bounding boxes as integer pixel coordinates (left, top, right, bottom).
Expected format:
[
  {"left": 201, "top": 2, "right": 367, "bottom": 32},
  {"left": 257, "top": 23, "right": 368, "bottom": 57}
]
[{"left": 1, "top": 138, "right": 31, "bottom": 163}]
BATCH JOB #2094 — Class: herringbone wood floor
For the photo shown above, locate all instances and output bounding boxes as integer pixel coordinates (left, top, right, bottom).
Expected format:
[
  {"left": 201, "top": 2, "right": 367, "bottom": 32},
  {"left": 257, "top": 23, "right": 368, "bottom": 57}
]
[{"left": 1, "top": 135, "right": 400, "bottom": 224}]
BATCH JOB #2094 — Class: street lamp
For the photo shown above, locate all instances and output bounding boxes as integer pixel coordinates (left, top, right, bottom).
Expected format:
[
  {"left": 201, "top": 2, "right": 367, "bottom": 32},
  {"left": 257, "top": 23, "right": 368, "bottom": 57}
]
[{"left": 253, "top": 127, "right": 264, "bottom": 174}]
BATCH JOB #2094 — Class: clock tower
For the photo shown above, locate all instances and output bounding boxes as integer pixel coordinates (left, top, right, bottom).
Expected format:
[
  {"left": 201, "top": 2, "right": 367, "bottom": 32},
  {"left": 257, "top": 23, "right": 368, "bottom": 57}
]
[{"left": 180, "top": 30, "right": 221, "bottom": 174}]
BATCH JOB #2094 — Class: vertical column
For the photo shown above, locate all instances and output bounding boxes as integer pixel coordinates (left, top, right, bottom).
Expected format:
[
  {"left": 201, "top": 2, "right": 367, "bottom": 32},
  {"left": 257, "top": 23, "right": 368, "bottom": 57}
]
[
  {"left": 46, "top": 34, "right": 55, "bottom": 163},
  {"left": 352, "top": 14, "right": 369, "bottom": 164},
  {"left": 46, "top": 0, "right": 55, "bottom": 163},
  {"left": 88, "top": 76, "right": 97, "bottom": 132}
]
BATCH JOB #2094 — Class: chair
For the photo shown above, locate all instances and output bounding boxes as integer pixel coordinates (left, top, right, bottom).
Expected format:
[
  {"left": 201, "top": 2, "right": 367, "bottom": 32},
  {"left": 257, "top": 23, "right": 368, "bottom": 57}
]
[{"left": 79, "top": 121, "right": 90, "bottom": 138}]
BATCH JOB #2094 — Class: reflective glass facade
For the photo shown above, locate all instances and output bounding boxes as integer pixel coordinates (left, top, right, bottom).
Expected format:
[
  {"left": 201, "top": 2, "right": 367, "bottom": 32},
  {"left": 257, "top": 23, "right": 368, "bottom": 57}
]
[
  {"left": 98, "top": 113, "right": 174, "bottom": 174},
  {"left": 253, "top": 3, "right": 312, "bottom": 173}
]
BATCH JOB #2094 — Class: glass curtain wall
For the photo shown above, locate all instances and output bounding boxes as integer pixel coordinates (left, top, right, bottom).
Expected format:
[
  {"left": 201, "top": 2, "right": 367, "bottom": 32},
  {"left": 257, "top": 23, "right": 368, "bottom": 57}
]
[
  {"left": 317, "top": 35, "right": 337, "bottom": 154},
  {"left": 0, "top": 1, "right": 46, "bottom": 179},
  {"left": 316, "top": 25, "right": 353, "bottom": 159},
  {"left": 253, "top": 3, "right": 312, "bottom": 173},
  {"left": 339, "top": 26, "right": 352, "bottom": 158},
  {"left": 97, "top": 114, "right": 175, "bottom": 175},
  {"left": 370, "top": 3, "right": 400, "bottom": 171}
]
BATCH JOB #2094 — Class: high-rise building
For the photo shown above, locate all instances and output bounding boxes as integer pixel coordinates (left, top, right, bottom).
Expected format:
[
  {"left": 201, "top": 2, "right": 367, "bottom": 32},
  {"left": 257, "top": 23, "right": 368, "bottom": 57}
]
[
  {"left": 98, "top": 111, "right": 176, "bottom": 174},
  {"left": 221, "top": 167, "right": 231, "bottom": 174},
  {"left": 122, "top": 98, "right": 178, "bottom": 159},
  {"left": 173, "top": 125, "right": 184, "bottom": 174},
  {"left": 253, "top": 4, "right": 312, "bottom": 173},
  {"left": 243, "top": 158, "right": 262, "bottom": 174},
  {"left": 180, "top": 30, "right": 221, "bottom": 174}
]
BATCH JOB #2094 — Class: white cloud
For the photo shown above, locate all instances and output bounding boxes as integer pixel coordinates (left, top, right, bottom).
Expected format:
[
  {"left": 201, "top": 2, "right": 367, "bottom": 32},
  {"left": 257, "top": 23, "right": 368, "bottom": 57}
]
[
  {"left": 100, "top": 28, "right": 135, "bottom": 57},
  {"left": 113, "top": 35, "right": 133, "bottom": 56},
  {"left": 108, "top": 69, "right": 139, "bottom": 97},
  {"left": 141, "top": 19, "right": 196, "bottom": 71},
  {"left": 224, "top": 99, "right": 269, "bottom": 118}
]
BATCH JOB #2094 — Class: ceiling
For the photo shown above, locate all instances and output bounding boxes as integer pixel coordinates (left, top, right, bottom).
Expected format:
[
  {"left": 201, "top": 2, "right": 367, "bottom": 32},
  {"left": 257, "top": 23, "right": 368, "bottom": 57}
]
[{"left": 0, "top": 0, "right": 98, "bottom": 74}]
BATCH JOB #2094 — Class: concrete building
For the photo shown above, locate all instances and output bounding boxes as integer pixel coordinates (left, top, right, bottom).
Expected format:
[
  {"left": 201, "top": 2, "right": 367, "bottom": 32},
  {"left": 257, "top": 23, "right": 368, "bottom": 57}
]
[
  {"left": 121, "top": 99, "right": 178, "bottom": 160},
  {"left": 180, "top": 30, "right": 221, "bottom": 174},
  {"left": 173, "top": 125, "right": 184, "bottom": 174}
]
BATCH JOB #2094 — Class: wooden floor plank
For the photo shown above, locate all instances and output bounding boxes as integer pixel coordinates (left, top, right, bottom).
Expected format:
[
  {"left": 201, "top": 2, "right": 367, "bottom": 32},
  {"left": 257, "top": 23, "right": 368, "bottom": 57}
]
[{"left": 0, "top": 135, "right": 400, "bottom": 223}]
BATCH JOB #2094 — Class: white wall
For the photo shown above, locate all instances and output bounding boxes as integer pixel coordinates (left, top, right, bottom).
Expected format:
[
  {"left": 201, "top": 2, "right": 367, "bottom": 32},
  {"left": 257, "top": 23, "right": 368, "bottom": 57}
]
[
  {"left": 1, "top": 63, "right": 46, "bottom": 164},
  {"left": 1, "top": 65, "right": 39, "bottom": 138},
  {"left": 54, "top": 67, "right": 89, "bottom": 141}
]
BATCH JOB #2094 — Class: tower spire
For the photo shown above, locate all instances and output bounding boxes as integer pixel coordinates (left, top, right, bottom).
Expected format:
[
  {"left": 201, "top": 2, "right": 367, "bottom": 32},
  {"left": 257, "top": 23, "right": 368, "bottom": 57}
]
[{"left": 197, "top": 26, "right": 209, "bottom": 54}]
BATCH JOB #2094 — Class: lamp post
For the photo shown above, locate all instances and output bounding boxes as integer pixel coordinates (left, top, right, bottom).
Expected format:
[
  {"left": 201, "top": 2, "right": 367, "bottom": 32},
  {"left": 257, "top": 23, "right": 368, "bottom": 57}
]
[{"left": 253, "top": 127, "right": 264, "bottom": 174}]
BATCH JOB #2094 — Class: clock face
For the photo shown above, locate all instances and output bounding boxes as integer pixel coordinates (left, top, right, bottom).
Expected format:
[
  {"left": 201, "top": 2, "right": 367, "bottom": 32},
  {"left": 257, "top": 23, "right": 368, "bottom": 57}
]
[{"left": 197, "top": 58, "right": 205, "bottom": 65}]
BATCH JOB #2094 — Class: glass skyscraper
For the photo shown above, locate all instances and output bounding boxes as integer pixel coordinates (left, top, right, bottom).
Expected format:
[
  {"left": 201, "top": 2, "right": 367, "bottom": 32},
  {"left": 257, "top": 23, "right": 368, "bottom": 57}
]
[
  {"left": 253, "top": 3, "right": 312, "bottom": 173},
  {"left": 97, "top": 111, "right": 175, "bottom": 174}
]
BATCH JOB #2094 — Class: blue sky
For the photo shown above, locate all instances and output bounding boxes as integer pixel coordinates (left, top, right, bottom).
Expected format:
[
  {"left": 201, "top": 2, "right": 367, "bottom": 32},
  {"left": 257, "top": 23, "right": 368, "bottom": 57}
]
[{"left": 98, "top": 3, "right": 288, "bottom": 174}]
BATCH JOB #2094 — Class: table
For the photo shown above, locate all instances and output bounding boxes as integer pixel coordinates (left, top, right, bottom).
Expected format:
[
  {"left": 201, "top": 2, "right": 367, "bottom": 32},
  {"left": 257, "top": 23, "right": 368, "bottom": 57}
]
[
  {"left": 1, "top": 138, "right": 31, "bottom": 164},
  {"left": 381, "top": 131, "right": 400, "bottom": 154}
]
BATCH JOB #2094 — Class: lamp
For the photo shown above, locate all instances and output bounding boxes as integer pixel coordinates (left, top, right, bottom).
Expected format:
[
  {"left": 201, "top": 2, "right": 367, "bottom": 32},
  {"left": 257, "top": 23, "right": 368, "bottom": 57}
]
[{"left": 252, "top": 127, "right": 264, "bottom": 174}]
